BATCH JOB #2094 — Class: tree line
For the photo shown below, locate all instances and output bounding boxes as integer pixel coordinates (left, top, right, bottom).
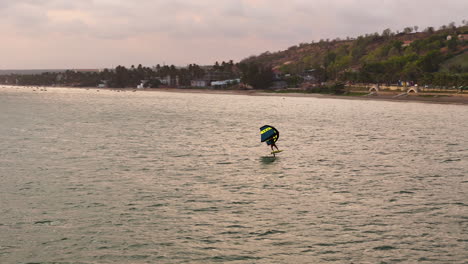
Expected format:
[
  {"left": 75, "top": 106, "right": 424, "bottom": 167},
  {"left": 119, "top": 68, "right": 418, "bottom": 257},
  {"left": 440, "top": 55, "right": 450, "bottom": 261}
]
[
  {"left": 0, "top": 63, "right": 205, "bottom": 88},
  {"left": 0, "top": 60, "right": 276, "bottom": 89}
]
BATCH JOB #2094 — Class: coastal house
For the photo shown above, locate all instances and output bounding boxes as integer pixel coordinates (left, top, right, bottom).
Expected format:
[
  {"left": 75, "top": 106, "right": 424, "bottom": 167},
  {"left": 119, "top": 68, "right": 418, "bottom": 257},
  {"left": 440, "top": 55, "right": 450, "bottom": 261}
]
[
  {"left": 137, "top": 80, "right": 149, "bottom": 89},
  {"left": 302, "top": 69, "right": 318, "bottom": 82},
  {"left": 98, "top": 80, "right": 108, "bottom": 88},
  {"left": 272, "top": 67, "right": 284, "bottom": 80},
  {"left": 269, "top": 68, "right": 288, "bottom": 89},
  {"left": 458, "top": 34, "right": 468, "bottom": 41},
  {"left": 158, "top": 75, "right": 179, "bottom": 87},
  {"left": 402, "top": 40, "right": 413, "bottom": 47},
  {"left": 191, "top": 80, "right": 209, "bottom": 87},
  {"left": 211, "top": 79, "right": 240, "bottom": 88}
]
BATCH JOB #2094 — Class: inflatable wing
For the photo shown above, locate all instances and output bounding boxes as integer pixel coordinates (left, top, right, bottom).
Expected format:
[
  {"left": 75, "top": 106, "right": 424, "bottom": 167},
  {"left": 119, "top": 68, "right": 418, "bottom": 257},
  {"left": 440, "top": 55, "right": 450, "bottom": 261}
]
[{"left": 260, "top": 125, "right": 279, "bottom": 143}]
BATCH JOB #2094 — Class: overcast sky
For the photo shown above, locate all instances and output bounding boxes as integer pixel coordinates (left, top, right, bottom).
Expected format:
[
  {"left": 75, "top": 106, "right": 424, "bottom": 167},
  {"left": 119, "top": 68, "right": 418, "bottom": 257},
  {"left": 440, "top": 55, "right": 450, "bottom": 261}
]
[{"left": 1, "top": 0, "right": 466, "bottom": 69}]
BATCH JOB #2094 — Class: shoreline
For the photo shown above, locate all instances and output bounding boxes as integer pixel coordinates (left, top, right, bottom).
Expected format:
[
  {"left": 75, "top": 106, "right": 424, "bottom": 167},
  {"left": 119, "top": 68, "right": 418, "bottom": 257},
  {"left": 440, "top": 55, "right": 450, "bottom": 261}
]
[
  {"left": 2, "top": 85, "right": 468, "bottom": 105},
  {"left": 153, "top": 88, "right": 468, "bottom": 105}
]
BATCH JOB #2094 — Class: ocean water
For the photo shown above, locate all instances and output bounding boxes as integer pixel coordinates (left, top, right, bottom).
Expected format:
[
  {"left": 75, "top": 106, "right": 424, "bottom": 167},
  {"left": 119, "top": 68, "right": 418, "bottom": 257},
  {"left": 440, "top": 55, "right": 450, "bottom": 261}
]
[{"left": 0, "top": 86, "right": 467, "bottom": 263}]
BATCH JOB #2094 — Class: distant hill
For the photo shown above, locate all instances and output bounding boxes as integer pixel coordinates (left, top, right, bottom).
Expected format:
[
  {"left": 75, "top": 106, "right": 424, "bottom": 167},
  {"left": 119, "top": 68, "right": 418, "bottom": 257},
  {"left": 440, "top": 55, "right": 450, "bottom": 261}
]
[
  {"left": 0, "top": 69, "right": 67, "bottom": 75},
  {"left": 240, "top": 24, "right": 468, "bottom": 86}
]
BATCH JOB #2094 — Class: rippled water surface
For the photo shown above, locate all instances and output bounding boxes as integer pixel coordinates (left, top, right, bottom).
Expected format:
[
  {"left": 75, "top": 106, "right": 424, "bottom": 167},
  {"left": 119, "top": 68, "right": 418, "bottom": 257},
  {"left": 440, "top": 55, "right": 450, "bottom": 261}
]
[{"left": 1, "top": 87, "right": 467, "bottom": 263}]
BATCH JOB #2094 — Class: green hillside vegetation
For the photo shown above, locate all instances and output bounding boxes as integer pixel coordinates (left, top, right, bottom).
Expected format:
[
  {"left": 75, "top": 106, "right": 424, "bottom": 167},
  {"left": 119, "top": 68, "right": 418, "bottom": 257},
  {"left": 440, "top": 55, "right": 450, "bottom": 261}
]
[
  {"left": 440, "top": 52, "right": 468, "bottom": 73},
  {"left": 241, "top": 23, "right": 468, "bottom": 87}
]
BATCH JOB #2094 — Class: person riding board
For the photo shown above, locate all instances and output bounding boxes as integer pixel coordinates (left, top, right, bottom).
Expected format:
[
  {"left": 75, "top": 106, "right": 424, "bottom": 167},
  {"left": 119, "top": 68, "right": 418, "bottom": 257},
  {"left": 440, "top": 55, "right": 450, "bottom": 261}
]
[
  {"left": 260, "top": 125, "right": 281, "bottom": 156},
  {"left": 266, "top": 137, "right": 279, "bottom": 156},
  {"left": 267, "top": 138, "right": 279, "bottom": 151}
]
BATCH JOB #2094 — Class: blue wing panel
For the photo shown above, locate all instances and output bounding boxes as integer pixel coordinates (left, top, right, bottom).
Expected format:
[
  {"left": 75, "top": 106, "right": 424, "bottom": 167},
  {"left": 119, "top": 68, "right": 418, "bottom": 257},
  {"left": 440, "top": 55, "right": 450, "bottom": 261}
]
[{"left": 260, "top": 125, "right": 279, "bottom": 142}]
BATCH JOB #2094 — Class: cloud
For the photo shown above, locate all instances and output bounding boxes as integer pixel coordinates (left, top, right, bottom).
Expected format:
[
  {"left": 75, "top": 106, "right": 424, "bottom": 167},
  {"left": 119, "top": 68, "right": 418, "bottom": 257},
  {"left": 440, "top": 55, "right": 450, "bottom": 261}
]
[{"left": 0, "top": 0, "right": 467, "bottom": 68}]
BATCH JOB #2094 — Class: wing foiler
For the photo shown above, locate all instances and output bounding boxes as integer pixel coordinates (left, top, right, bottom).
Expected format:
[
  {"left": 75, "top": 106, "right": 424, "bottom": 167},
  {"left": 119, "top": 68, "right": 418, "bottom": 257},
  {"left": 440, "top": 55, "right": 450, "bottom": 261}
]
[{"left": 260, "top": 125, "right": 279, "bottom": 143}]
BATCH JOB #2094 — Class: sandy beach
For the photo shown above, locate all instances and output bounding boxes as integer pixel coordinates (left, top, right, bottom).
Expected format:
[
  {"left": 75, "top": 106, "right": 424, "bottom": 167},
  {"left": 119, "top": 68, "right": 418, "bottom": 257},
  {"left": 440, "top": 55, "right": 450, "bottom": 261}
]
[{"left": 153, "top": 88, "right": 468, "bottom": 105}]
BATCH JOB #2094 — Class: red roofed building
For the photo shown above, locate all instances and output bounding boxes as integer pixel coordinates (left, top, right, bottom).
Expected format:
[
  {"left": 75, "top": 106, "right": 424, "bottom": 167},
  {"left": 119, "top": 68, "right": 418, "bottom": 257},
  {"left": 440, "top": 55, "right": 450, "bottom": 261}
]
[
  {"left": 402, "top": 40, "right": 413, "bottom": 47},
  {"left": 458, "top": 34, "right": 468, "bottom": 41}
]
